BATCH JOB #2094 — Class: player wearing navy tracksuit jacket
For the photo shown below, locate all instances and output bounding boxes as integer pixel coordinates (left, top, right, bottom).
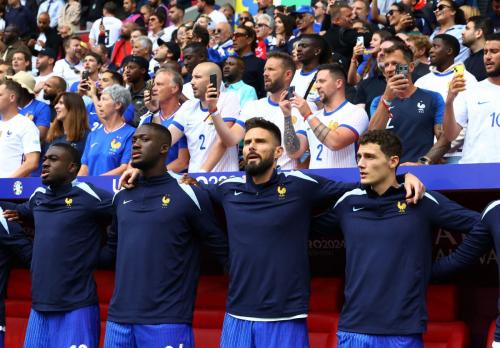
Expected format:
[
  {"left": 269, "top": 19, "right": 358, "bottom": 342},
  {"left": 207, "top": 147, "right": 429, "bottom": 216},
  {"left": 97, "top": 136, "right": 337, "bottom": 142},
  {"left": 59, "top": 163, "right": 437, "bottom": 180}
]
[
  {"left": 0, "top": 208, "right": 32, "bottom": 348},
  {"left": 313, "top": 130, "right": 479, "bottom": 347},
  {"left": 432, "top": 202, "right": 500, "bottom": 347},
  {"left": 103, "top": 123, "right": 228, "bottom": 348},
  {"left": 1, "top": 143, "right": 113, "bottom": 348}
]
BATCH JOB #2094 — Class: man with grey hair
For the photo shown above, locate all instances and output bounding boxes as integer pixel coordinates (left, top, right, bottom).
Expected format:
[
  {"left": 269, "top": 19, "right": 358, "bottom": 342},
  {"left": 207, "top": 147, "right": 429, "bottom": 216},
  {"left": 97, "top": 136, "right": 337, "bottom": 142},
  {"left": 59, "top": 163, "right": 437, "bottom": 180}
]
[
  {"left": 79, "top": 84, "right": 135, "bottom": 176},
  {"left": 130, "top": 35, "right": 155, "bottom": 73},
  {"left": 208, "top": 21, "right": 234, "bottom": 63},
  {"left": 255, "top": 13, "right": 275, "bottom": 58},
  {"left": 140, "top": 68, "right": 190, "bottom": 172}
]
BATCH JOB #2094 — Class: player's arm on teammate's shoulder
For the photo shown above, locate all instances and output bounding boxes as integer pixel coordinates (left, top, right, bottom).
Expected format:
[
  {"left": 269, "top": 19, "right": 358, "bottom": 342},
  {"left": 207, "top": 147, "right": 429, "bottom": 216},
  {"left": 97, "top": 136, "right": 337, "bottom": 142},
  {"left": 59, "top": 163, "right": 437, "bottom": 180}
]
[
  {"left": 98, "top": 192, "right": 120, "bottom": 267},
  {"left": 427, "top": 191, "right": 480, "bottom": 232},
  {"left": 279, "top": 91, "right": 308, "bottom": 158},
  {"left": 1, "top": 199, "right": 34, "bottom": 222},
  {"left": 0, "top": 220, "right": 33, "bottom": 266}
]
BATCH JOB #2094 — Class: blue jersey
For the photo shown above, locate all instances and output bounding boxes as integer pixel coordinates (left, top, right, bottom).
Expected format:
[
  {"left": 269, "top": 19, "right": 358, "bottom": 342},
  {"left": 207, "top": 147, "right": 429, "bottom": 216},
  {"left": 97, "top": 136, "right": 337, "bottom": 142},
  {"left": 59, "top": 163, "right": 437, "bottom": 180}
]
[
  {"left": 432, "top": 201, "right": 500, "bottom": 340},
  {"left": 207, "top": 170, "right": 357, "bottom": 319},
  {"left": 86, "top": 102, "right": 136, "bottom": 130},
  {"left": 139, "top": 114, "right": 188, "bottom": 167},
  {"left": 371, "top": 88, "right": 444, "bottom": 162},
  {"left": 321, "top": 186, "right": 479, "bottom": 335},
  {"left": 81, "top": 123, "right": 134, "bottom": 176},
  {"left": 19, "top": 99, "right": 51, "bottom": 128},
  {"left": 0, "top": 208, "right": 32, "bottom": 325},
  {"left": 103, "top": 173, "right": 227, "bottom": 324},
  {"left": 0, "top": 181, "right": 113, "bottom": 312}
]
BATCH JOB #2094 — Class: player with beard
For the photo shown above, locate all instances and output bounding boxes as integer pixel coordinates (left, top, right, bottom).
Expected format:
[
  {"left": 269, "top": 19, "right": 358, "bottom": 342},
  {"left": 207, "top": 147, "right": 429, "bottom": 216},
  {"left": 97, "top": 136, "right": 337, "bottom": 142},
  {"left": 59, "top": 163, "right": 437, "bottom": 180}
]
[
  {"left": 1, "top": 143, "right": 113, "bottom": 347},
  {"left": 443, "top": 32, "right": 500, "bottom": 163},
  {"left": 102, "top": 123, "right": 227, "bottom": 348}
]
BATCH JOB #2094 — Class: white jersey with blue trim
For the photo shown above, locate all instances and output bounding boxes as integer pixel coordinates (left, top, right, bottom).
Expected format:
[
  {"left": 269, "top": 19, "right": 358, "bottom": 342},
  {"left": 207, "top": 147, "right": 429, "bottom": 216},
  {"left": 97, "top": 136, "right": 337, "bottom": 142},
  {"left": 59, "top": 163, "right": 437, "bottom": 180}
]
[
  {"left": 291, "top": 69, "right": 320, "bottom": 105},
  {"left": 239, "top": 97, "right": 307, "bottom": 170},
  {"left": 172, "top": 91, "right": 240, "bottom": 172},
  {"left": 307, "top": 101, "right": 369, "bottom": 169}
]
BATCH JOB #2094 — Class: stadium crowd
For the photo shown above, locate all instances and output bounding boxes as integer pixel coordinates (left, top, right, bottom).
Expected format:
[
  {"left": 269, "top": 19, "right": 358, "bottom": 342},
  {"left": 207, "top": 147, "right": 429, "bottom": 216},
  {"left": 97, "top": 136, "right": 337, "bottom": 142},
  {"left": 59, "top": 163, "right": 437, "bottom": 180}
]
[{"left": 0, "top": 0, "right": 499, "bottom": 178}]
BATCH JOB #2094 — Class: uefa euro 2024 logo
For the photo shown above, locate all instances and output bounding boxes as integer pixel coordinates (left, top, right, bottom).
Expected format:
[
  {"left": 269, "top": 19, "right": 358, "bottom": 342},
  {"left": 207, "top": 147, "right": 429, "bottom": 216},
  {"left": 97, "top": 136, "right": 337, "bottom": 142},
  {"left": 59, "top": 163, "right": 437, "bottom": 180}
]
[{"left": 12, "top": 181, "right": 23, "bottom": 196}]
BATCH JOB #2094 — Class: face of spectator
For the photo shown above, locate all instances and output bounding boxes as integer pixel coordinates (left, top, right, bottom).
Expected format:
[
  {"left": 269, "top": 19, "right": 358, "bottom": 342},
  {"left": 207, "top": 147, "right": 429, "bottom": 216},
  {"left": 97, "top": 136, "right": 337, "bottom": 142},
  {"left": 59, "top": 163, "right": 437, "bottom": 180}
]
[
  {"left": 149, "top": 15, "right": 163, "bottom": 33},
  {"left": 295, "top": 13, "right": 314, "bottom": 32},
  {"left": 54, "top": 96, "right": 69, "bottom": 121},
  {"left": 123, "top": 0, "right": 135, "bottom": 13},
  {"left": 223, "top": 56, "right": 242, "bottom": 83},
  {"left": 369, "top": 33, "right": 382, "bottom": 51},
  {"left": 314, "top": 1, "right": 326, "bottom": 19},
  {"left": 429, "top": 38, "right": 450, "bottom": 66},
  {"left": 357, "top": 142, "right": 398, "bottom": 187},
  {"left": 257, "top": 0, "right": 272, "bottom": 10},
  {"left": 131, "top": 126, "right": 168, "bottom": 169},
  {"left": 244, "top": 21, "right": 255, "bottom": 29},
  {"left": 296, "top": 37, "right": 319, "bottom": 64},
  {"left": 124, "top": 61, "right": 145, "bottom": 84},
  {"left": 462, "top": 21, "right": 479, "bottom": 47},
  {"left": 243, "top": 127, "right": 281, "bottom": 176},
  {"left": 36, "top": 54, "right": 51, "bottom": 71},
  {"left": 274, "top": 16, "right": 285, "bottom": 35},
  {"left": 12, "top": 52, "right": 29, "bottom": 73},
  {"left": 98, "top": 72, "right": 116, "bottom": 93},
  {"left": 215, "top": 23, "right": 231, "bottom": 44},
  {"left": 66, "top": 39, "right": 81, "bottom": 59},
  {"left": 183, "top": 47, "right": 205, "bottom": 74},
  {"left": 434, "top": 1, "right": 455, "bottom": 24},
  {"left": 315, "top": 69, "right": 342, "bottom": 104},
  {"left": 352, "top": 1, "right": 368, "bottom": 21},
  {"left": 140, "top": 6, "right": 152, "bottom": 24},
  {"left": 169, "top": 6, "right": 183, "bottom": 23},
  {"left": 239, "top": 12, "right": 252, "bottom": 25},
  {"left": 190, "top": 65, "right": 210, "bottom": 99},
  {"left": 37, "top": 13, "right": 50, "bottom": 32},
  {"left": 383, "top": 50, "right": 413, "bottom": 79},
  {"left": 154, "top": 44, "right": 169, "bottom": 62},
  {"left": 83, "top": 55, "right": 100, "bottom": 74},
  {"left": 336, "top": 7, "right": 353, "bottom": 28},
  {"left": 152, "top": 71, "right": 177, "bottom": 102},
  {"left": 97, "top": 93, "right": 120, "bottom": 119},
  {"left": 132, "top": 41, "right": 149, "bottom": 58},
  {"left": 263, "top": 57, "right": 287, "bottom": 93},
  {"left": 232, "top": 28, "right": 251, "bottom": 52},
  {"left": 0, "top": 64, "right": 10, "bottom": 80},
  {"left": 43, "top": 77, "right": 62, "bottom": 101},
  {"left": 484, "top": 39, "right": 500, "bottom": 77},
  {"left": 3, "top": 26, "right": 18, "bottom": 45},
  {"left": 0, "top": 85, "right": 15, "bottom": 113},
  {"left": 387, "top": 5, "right": 403, "bottom": 26},
  {"left": 196, "top": 16, "right": 210, "bottom": 28},
  {"left": 377, "top": 41, "right": 394, "bottom": 68},
  {"left": 58, "top": 25, "right": 71, "bottom": 39},
  {"left": 352, "top": 21, "right": 368, "bottom": 33},
  {"left": 41, "top": 146, "right": 76, "bottom": 186},
  {"left": 255, "top": 20, "right": 272, "bottom": 39},
  {"left": 221, "top": 6, "right": 234, "bottom": 21}
]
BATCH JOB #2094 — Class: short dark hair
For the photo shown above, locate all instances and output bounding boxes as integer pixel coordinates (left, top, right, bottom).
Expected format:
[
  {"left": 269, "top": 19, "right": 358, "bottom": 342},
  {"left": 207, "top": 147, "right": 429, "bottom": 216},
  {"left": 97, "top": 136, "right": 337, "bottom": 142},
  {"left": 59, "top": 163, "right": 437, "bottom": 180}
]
[
  {"left": 192, "top": 25, "right": 210, "bottom": 47},
  {"left": 330, "top": 2, "right": 351, "bottom": 20},
  {"left": 183, "top": 42, "right": 208, "bottom": 59},
  {"left": 237, "top": 25, "right": 257, "bottom": 51},
  {"left": 64, "top": 35, "right": 81, "bottom": 49},
  {"left": 267, "top": 51, "right": 296, "bottom": 75},
  {"left": 298, "top": 34, "right": 332, "bottom": 64},
  {"left": 103, "top": 69, "right": 124, "bottom": 85},
  {"left": 359, "top": 130, "right": 402, "bottom": 159},
  {"left": 204, "top": 0, "right": 216, "bottom": 5},
  {"left": 48, "top": 142, "right": 82, "bottom": 170},
  {"left": 103, "top": 1, "right": 117, "bottom": 15},
  {"left": 318, "top": 63, "right": 347, "bottom": 81},
  {"left": 140, "top": 122, "right": 172, "bottom": 148},
  {"left": 486, "top": 32, "right": 500, "bottom": 42},
  {"left": 434, "top": 33, "right": 460, "bottom": 58},
  {"left": 383, "top": 43, "right": 414, "bottom": 63},
  {"left": 84, "top": 51, "right": 103, "bottom": 65},
  {"left": 0, "top": 80, "right": 23, "bottom": 103},
  {"left": 468, "top": 16, "right": 494, "bottom": 37},
  {"left": 245, "top": 117, "right": 282, "bottom": 145},
  {"left": 151, "top": 9, "right": 166, "bottom": 25},
  {"left": 51, "top": 76, "right": 68, "bottom": 92}
]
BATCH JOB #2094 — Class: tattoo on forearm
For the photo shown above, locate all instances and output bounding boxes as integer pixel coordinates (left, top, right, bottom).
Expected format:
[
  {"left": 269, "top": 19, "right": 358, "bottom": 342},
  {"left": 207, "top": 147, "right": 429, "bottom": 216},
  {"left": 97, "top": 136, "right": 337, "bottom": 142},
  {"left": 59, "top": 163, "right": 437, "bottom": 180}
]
[
  {"left": 313, "top": 122, "right": 331, "bottom": 143},
  {"left": 284, "top": 116, "right": 300, "bottom": 154},
  {"left": 426, "top": 142, "right": 451, "bottom": 163}
]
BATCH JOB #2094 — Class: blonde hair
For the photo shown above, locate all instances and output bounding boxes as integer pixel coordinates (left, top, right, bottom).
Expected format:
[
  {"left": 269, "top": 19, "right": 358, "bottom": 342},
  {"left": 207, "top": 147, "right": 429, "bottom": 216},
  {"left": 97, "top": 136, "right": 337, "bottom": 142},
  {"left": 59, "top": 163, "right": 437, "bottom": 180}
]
[{"left": 460, "top": 5, "right": 480, "bottom": 21}]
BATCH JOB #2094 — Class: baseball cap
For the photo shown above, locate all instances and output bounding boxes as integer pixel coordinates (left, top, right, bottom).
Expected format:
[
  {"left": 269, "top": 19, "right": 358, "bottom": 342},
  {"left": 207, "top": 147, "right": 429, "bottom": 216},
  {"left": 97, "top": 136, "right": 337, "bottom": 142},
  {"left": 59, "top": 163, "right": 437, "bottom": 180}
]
[
  {"left": 37, "top": 47, "right": 57, "bottom": 60},
  {"left": 6, "top": 71, "right": 36, "bottom": 95},
  {"left": 292, "top": 5, "right": 315, "bottom": 16},
  {"left": 122, "top": 55, "right": 151, "bottom": 80}
]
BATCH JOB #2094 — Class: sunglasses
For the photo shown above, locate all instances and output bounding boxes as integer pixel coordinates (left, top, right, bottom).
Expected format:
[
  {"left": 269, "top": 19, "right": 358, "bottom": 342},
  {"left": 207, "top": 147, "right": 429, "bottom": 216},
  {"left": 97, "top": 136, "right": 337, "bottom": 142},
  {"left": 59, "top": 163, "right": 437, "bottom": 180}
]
[
  {"left": 435, "top": 4, "right": 452, "bottom": 11},
  {"left": 233, "top": 32, "right": 248, "bottom": 38},
  {"left": 387, "top": 9, "right": 400, "bottom": 16},
  {"left": 240, "top": 16, "right": 250, "bottom": 21},
  {"left": 257, "top": 23, "right": 270, "bottom": 28}
]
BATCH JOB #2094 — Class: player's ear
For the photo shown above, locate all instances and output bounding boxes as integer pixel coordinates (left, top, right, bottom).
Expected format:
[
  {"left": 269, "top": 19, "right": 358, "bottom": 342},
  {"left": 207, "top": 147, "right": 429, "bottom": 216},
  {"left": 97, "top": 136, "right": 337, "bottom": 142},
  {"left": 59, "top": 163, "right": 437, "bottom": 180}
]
[
  {"left": 389, "top": 155, "right": 400, "bottom": 169},
  {"left": 160, "top": 143, "right": 170, "bottom": 155},
  {"left": 274, "top": 145, "right": 284, "bottom": 161}
]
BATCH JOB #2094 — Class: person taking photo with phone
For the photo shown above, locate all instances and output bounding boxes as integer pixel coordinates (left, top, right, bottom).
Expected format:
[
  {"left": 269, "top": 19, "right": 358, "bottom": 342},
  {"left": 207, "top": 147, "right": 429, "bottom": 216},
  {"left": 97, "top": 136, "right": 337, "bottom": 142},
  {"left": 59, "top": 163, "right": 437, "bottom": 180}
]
[{"left": 369, "top": 43, "right": 450, "bottom": 165}]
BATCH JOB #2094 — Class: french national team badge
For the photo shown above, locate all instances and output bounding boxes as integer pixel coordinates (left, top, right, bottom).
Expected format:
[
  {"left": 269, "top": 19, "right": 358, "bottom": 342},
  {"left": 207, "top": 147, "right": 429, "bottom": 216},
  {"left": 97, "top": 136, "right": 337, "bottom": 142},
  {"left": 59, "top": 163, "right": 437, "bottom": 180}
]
[
  {"left": 277, "top": 185, "right": 287, "bottom": 199},
  {"left": 110, "top": 138, "right": 122, "bottom": 150},
  {"left": 328, "top": 121, "right": 339, "bottom": 130},
  {"left": 397, "top": 201, "right": 407, "bottom": 214},
  {"left": 26, "top": 113, "right": 35, "bottom": 122},
  {"left": 65, "top": 197, "right": 73, "bottom": 207},
  {"left": 161, "top": 194, "right": 171, "bottom": 208}
]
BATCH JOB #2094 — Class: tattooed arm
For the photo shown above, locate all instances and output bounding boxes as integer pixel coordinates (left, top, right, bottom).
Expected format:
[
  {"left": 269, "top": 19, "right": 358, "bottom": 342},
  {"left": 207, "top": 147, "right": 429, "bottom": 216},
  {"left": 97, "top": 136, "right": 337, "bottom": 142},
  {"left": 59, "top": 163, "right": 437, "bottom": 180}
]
[{"left": 279, "top": 91, "right": 308, "bottom": 159}]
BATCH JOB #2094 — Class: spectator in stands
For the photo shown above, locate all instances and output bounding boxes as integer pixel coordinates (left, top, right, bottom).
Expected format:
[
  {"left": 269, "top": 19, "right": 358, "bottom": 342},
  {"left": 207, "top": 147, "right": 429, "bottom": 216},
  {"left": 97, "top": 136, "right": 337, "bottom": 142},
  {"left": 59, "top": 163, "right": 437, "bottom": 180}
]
[
  {"left": 0, "top": 79, "right": 40, "bottom": 178},
  {"left": 181, "top": 42, "right": 208, "bottom": 96},
  {"left": 122, "top": 0, "right": 145, "bottom": 27},
  {"left": 284, "top": 63, "right": 369, "bottom": 168},
  {"left": 232, "top": 25, "right": 266, "bottom": 98},
  {"left": 140, "top": 4, "right": 154, "bottom": 26},
  {"left": 385, "top": 3, "right": 420, "bottom": 34},
  {"left": 238, "top": 11, "right": 254, "bottom": 27},
  {"left": 35, "top": 48, "right": 57, "bottom": 100},
  {"left": 73, "top": 52, "right": 103, "bottom": 93},
  {"left": 94, "top": 43, "right": 118, "bottom": 73},
  {"left": 351, "top": 0, "right": 378, "bottom": 33},
  {"left": 130, "top": 26, "right": 148, "bottom": 46},
  {"left": 148, "top": 0, "right": 169, "bottom": 24},
  {"left": 257, "top": 0, "right": 274, "bottom": 17},
  {"left": 89, "top": 2, "right": 123, "bottom": 50},
  {"left": 5, "top": 0, "right": 36, "bottom": 39},
  {"left": 175, "top": 22, "right": 193, "bottom": 50},
  {"left": 460, "top": 5, "right": 480, "bottom": 21},
  {"left": 110, "top": 23, "right": 135, "bottom": 69},
  {"left": 197, "top": 0, "right": 227, "bottom": 25},
  {"left": 0, "top": 25, "right": 30, "bottom": 63},
  {"left": 208, "top": 21, "right": 233, "bottom": 63},
  {"left": 79, "top": 85, "right": 135, "bottom": 176},
  {"left": 11, "top": 71, "right": 51, "bottom": 143},
  {"left": 164, "top": 4, "right": 184, "bottom": 42},
  {"left": 124, "top": 55, "right": 150, "bottom": 125},
  {"left": 154, "top": 38, "right": 181, "bottom": 67},
  {"left": 141, "top": 68, "right": 189, "bottom": 172},
  {"left": 291, "top": 34, "right": 331, "bottom": 107},
  {"left": 53, "top": 36, "right": 83, "bottom": 90},
  {"left": 131, "top": 36, "right": 153, "bottom": 66},
  {"left": 369, "top": 44, "right": 449, "bottom": 165},
  {"left": 254, "top": 14, "right": 275, "bottom": 60},
  {"left": 324, "top": 3, "right": 359, "bottom": 63},
  {"left": 221, "top": 3, "right": 235, "bottom": 24},
  {"left": 46, "top": 92, "right": 89, "bottom": 157},
  {"left": 37, "top": 0, "right": 64, "bottom": 28},
  {"left": 148, "top": 11, "right": 167, "bottom": 51},
  {"left": 0, "top": 60, "right": 11, "bottom": 80},
  {"left": 463, "top": 16, "right": 493, "bottom": 81},
  {"left": 406, "top": 35, "right": 432, "bottom": 80},
  {"left": 190, "top": 24, "right": 210, "bottom": 48},
  {"left": 11, "top": 50, "right": 31, "bottom": 73},
  {"left": 291, "top": 6, "right": 316, "bottom": 43},
  {"left": 489, "top": 0, "right": 500, "bottom": 32},
  {"left": 57, "top": 0, "right": 80, "bottom": 34},
  {"left": 271, "top": 13, "right": 295, "bottom": 53},
  {"left": 313, "top": 0, "right": 327, "bottom": 33},
  {"left": 42, "top": 75, "right": 67, "bottom": 120},
  {"left": 431, "top": 0, "right": 469, "bottom": 63},
  {"left": 29, "top": 12, "right": 62, "bottom": 55},
  {"left": 443, "top": 33, "right": 500, "bottom": 163},
  {"left": 222, "top": 56, "right": 258, "bottom": 108}
]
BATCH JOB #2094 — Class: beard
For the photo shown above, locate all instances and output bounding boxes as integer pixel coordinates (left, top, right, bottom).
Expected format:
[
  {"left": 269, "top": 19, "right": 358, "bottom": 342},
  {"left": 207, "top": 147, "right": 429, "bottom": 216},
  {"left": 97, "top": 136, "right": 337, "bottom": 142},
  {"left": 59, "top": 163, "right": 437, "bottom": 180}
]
[
  {"left": 265, "top": 79, "right": 284, "bottom": 94},
  {"left": 245, "top": 155, "right": 274, "bottom": 177},
  {"left": 487, "top": 65, "right": 500, "bottom": 77}
]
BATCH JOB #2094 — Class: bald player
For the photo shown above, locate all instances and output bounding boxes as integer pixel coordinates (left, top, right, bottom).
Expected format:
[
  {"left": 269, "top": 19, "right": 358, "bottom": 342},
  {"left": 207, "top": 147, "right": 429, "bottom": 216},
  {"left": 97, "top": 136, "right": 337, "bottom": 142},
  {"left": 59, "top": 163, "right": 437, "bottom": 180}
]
[{"left": 168, "top": 62, "right": 241, "bottom": 172}]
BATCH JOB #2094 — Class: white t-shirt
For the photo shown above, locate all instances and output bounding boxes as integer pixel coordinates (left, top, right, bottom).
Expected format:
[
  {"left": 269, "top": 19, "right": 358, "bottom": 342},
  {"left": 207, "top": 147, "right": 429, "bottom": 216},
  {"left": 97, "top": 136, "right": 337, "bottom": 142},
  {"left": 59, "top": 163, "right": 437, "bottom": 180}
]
[
  {"left": 414, "top": 65, "right": 477, "bottom": 101},
  {"left": 171, "top": 92, "right": 241, "bottom": 172},
  {"left": 453, "top": 79, "right": 500, "bottom": 164},
  {"left": 291, "top": 69, "right": 320, "bottom": 104},
  {"left": 53, "top": 59, "right": 84, "bottom": 91},
  {"left": 238, "top": 97, "right": 307, "bottom": 170},
  {"left": 208, "top": 9, "right": 228, "bottom": 24},
  {"left": 0, "top": 114, "right": 41, "bottom": 177},
  {"left": 162, "top": 25, "right": 177, "bottom": 42},
  {"left": 307, "top": 101, "right": 368, "bottom": 169},
  {"left": 182, "top": 82, "right": 194, "bottom": 100},
  {"left": 89, "top": 16, "right": 123, "bottom": 48}
]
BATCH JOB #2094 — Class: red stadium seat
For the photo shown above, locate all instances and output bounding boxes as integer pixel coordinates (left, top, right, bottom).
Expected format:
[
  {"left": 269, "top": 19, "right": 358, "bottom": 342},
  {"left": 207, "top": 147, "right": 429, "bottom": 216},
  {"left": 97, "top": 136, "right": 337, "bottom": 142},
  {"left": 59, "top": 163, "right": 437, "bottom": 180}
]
[
  {"left": 308, "top": 312, "right": 339, "bottom": 348},
  {"left": 5, "top": 317, "right": 28, "bottom": 348},
  {"left": 487, "top": 319, "right": 496, "bottom": 348},
  {"left": 424, "top": 322, "right": 469, "bottom": 348},
  {"left": 427, "top": 285, "right": 459, "bottom": 321},
  {"left": 195, "top": 275, "right": 228, "bottom": 309},
  {"left": 193, "top": 309, "right": 225, "bottom": 348},
  {"left": 310, "top": 278, "right": 344, "bottom": 313},
  {"left": 5, "top": 269, "right": 31, "bottom": 348}
]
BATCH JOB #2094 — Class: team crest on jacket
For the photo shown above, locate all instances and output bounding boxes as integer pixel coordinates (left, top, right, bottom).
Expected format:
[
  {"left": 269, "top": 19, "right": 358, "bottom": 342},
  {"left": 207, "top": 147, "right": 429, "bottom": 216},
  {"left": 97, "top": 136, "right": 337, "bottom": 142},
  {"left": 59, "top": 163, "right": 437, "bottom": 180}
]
[
  {"left": 110, "top": 138, "right": 122, "bottom": 150},
  {"left": 277, "top": 185, "right": 287, "bottom": 199},
  {"left": 397, "top": 201, "right": 407, "bottom": 214},
  {"left": 162, "top": 194, "right": 171, "bottom": 207},
  {"left": 65, "top": 197, "right": 73, "bottom": 207}
]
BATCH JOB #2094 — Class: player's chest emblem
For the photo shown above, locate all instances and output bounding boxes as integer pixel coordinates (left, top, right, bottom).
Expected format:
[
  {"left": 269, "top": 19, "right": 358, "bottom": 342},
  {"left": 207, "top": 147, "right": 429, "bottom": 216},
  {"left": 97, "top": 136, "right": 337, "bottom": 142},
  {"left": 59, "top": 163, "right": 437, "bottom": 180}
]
[
  {"left": 161, "top": 194, "right": 171, "bottom": 208},
  {"left": 416, "top": 101, "right": 426, "bottom": 114},
  {"left": 277, "top": 185, "right": 287, "bottom": 199},
  {"left": 397, "top": 201, "right": 407, "bottom": 214}
]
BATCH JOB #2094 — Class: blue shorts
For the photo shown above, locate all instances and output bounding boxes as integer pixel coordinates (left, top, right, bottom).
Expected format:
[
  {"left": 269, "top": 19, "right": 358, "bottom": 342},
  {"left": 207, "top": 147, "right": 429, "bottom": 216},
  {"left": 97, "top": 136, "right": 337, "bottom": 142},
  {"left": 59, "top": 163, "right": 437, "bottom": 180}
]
[
  {"left": 220, "top": 313, "right": 309, "bottom": 348},
  {"left": 337, "top": 330, "right": 423, "bottom": 348},
  {"left": 103, "top": 321, "right": 194, "bottom": 348},
  {"left": 0, "top": 331, "right": 4, "bottom": 348},
  {"left": 23, "top": 304, "right": 100, "bottom": 348}
]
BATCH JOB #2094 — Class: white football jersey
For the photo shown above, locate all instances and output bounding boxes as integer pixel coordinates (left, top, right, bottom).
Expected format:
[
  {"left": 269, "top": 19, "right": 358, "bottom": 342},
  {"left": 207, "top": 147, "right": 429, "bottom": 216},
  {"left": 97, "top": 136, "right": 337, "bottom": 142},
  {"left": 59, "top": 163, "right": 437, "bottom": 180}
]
[
  {"left": 89, "top": 16, "right": 123, "bottom": 48},
  {"left": 291, "top": 69, "right": 320, "bottom": 104},
  {"left": 238, "top": 97, "right": 307, "bottom": 170},
  {"left": 307, "top": 101, "right": 369, "bottom": 169},
  {"left": 171, "top": 92, "right": 241, "bottom": 172}
]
